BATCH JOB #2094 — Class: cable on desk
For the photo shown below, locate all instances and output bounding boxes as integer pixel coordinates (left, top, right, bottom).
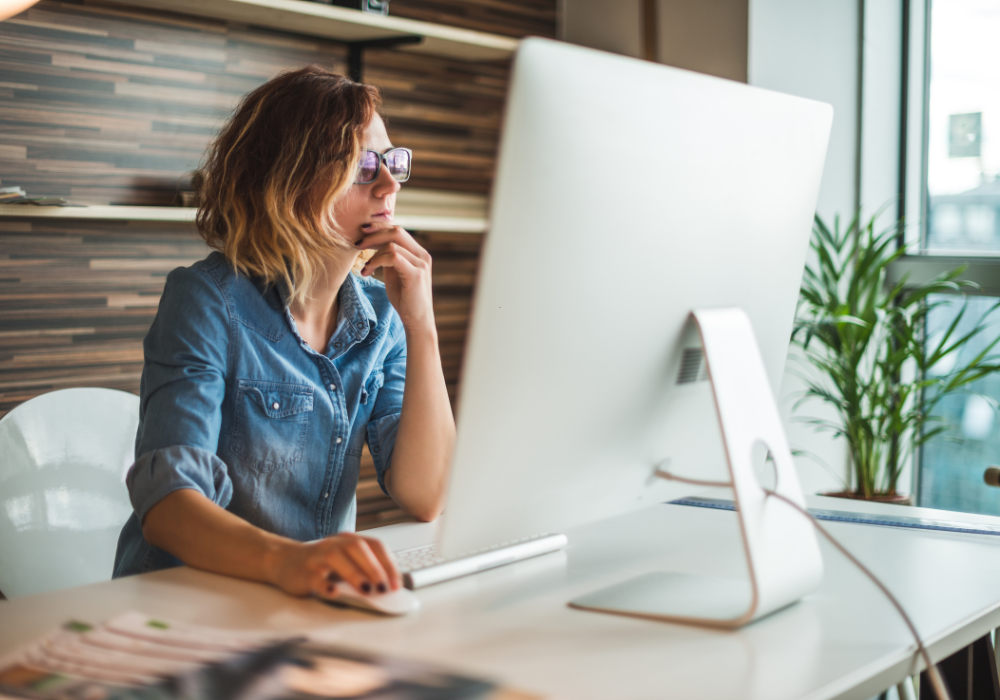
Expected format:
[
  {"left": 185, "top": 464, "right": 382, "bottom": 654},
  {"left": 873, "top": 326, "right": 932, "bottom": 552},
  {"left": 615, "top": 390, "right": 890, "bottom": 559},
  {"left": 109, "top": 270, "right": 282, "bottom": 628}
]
[{"left": 653, "top": 469, "right": 952, "bottom": 700}]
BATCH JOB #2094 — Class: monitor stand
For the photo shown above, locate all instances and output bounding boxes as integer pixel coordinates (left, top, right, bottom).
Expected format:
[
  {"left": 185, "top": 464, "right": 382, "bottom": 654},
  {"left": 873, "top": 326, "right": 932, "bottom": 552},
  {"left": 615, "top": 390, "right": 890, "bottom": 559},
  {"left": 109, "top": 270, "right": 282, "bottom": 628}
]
[{"left": 569, "top": 307, "right": 824, "bottom": 628}]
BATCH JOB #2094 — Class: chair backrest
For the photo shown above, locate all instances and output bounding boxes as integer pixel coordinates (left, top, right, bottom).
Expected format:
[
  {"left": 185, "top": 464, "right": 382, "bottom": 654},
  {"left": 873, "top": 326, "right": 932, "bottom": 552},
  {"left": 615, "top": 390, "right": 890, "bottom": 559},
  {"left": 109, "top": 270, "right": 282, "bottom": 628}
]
[{"left": 0, "top": 388, "right": 139, "bottom": 599}]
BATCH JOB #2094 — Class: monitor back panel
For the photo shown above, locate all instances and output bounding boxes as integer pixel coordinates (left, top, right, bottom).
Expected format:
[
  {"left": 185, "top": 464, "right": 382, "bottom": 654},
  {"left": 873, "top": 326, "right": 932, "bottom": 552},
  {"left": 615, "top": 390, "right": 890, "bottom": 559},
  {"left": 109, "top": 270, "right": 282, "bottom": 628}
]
[{"left": 440, "top": 38, "right": 832, "bottom": 557}]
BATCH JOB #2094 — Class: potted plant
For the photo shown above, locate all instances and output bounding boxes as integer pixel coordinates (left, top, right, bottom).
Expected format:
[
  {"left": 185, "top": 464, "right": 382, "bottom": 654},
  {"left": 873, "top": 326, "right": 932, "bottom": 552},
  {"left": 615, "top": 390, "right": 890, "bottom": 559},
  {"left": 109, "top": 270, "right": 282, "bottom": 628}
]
[{"left": 792, "top": 212, "right": 1000, "bottom": 502}]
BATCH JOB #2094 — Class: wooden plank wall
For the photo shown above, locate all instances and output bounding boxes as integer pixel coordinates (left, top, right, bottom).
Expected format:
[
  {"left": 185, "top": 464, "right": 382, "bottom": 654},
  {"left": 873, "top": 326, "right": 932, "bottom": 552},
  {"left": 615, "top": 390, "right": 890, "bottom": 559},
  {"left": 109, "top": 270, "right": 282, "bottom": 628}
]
[
  {"left": 391, "top": 0, "right": 556, "bottom": 38},
  {"left": 0, "top": 0, "right": 555, "bottom": 530},
  {"left": 0, "top": 220, "right": 479, "bottom": 529},
  {"left": 0, "top": 0, "right": 519, "bottom": 201}
]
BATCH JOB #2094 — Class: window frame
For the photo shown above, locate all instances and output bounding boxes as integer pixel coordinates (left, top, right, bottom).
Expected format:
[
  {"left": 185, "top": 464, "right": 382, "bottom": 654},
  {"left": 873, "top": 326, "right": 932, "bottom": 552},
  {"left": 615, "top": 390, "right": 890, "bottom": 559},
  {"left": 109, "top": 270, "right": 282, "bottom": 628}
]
[
  {"left": 897, "top": 0, "right": 1000, "bottom": 259},
  {"left": 892, "top": 0, "right": 1000, "bottom": 503}
]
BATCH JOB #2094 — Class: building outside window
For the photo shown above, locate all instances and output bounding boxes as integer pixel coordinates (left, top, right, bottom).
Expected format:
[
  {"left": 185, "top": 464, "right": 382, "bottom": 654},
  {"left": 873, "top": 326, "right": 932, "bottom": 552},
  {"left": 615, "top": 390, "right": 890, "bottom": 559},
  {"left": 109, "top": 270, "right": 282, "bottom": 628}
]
[{"left": 916, "top": 0, "right": 1000, "bottom": 514}]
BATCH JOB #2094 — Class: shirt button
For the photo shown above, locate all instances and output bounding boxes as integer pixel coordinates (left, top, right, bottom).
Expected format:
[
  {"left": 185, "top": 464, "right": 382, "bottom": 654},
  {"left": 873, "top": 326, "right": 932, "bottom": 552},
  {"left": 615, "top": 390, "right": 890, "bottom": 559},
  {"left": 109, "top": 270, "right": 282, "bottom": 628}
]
[
  {"left": 356, "top": 322, "right": 364, "bottom": 329},
  {"left": 272, "top": 402, "right": 280, "bottom": 410},
  {"left": 329, "top": 383, "right": 336, "bottom": 391},
  {"left": 334, "top": 342, "right": 343, "bottom": 349},
  {"left": 323, "top": 492, "right": 329, "bottom": 498},
  {"left": 336, "top": 437, "right": 343, "bottom": 444},
  {"left": 373, "top": 446, "right": 380, "bottom": 453}
]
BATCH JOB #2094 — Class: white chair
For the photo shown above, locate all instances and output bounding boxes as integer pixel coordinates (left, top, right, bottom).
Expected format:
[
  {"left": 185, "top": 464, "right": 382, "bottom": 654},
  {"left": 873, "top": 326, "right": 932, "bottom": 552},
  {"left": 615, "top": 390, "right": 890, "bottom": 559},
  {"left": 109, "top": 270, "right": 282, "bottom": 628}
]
[{"left": 0, "top": 388, "right": 139, "bottom": 599}]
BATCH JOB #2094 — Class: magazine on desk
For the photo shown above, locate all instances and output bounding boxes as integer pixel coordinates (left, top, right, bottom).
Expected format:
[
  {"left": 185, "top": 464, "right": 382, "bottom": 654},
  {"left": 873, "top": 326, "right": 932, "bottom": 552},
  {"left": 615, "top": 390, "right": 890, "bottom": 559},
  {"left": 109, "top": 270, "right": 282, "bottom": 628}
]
[{"left": 0, "top": 612, "right": 497, "bottom": 700}]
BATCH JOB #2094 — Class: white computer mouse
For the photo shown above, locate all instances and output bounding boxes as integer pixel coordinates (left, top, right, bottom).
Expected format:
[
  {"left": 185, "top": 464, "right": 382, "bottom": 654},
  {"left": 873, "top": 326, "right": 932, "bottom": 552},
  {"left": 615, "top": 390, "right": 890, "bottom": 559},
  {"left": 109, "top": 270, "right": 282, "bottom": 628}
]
[{"left": 323, "top": 581, "right": 421, "bottom": 616}]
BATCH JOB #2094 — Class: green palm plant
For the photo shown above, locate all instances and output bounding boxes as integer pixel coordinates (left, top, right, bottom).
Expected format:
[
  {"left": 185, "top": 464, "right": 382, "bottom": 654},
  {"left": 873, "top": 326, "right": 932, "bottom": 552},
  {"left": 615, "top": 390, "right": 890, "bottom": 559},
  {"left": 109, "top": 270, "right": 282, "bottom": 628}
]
[{"left": 792, "top": 211, "right": 1000, "bottom": 499}]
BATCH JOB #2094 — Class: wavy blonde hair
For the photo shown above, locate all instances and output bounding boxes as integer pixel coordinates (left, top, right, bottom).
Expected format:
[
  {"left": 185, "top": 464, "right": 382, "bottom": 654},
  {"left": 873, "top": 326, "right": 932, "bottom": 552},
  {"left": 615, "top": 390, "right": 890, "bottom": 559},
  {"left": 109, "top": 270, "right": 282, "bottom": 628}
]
[{"left": 197, "top": 66, "right": 381, "bottom": 304}]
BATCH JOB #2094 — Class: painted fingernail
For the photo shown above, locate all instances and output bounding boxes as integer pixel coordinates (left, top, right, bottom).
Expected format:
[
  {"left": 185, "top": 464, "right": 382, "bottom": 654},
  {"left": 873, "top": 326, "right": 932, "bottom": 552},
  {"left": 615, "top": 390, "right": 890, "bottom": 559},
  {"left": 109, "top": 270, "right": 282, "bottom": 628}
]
[
  {"left": 361, "top": 223, "right": 372, "bottom": 230},
  {"left": 377, "top": 582, "right": 387, "bottom": 593},
  {"left": 360, "top": 581, "right": 372, "bottom": 594},
  {"left": 327, "top": 583, "right": 335, "bottom": 595},
  {"left": 355, "top": 239, "right": 364, "bottom": 247},
  {"left": 326, "top": 571, "right": 338, "bottom": 582}
]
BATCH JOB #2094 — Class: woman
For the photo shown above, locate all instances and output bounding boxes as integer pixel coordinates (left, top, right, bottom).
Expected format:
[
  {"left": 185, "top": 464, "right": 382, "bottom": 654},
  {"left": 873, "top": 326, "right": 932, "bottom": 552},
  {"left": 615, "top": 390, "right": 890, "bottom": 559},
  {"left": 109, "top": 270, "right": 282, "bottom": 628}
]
[{"left": 112, "top": 66, "right": 455, "bottom": 601}]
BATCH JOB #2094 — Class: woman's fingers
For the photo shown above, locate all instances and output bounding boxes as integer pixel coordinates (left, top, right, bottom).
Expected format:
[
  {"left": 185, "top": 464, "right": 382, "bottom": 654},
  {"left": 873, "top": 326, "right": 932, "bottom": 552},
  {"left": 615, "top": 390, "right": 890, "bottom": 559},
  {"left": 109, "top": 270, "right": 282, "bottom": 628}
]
[
  {"left": 356, "top": 223, "right": 413, "bottom": 246},
  {"left": 318, "top": 547, "right": 371, "bottom": 596},
  {"left": 280, "top": 535, "right": 403, "bottom": 600},
  {"left": 309, "top": 535, "right": 401, "bottom": 597},
  {"left": 361, "top": 243, "right": 423, "bottom": 278},
  {"left": 356, "top": 225, "right": 430, "bottom": 262},
  {"left": 363, "top": 537, "right": 403, "bottom": 590},
  {"left": 354, "top": 225, "right": 435, "bottom": 330},
  {"left": 362, "top": 243, "right": 422, "bottom": 272},
  {"left": 342, "top": 536, "right": 391, "bottom": 592}
]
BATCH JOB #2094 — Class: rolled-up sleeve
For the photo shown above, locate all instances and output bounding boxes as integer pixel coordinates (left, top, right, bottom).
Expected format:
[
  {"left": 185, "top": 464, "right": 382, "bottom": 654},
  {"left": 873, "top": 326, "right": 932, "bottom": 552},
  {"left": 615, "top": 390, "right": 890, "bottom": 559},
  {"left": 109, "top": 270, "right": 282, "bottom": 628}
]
[
  {"left": 366, "top": 316, "right": 406, "bottom": 495},
  {"left": 128, "top": 265, "right": 232, "bottom": 522},
  {"left": 127, "top": 445, "right": 233, "bottom": 524}
]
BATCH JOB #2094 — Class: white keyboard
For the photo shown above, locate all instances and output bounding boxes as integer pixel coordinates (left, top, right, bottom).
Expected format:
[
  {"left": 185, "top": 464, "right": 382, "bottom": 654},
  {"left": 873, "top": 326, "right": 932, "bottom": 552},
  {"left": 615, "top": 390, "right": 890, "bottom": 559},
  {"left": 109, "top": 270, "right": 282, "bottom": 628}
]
[{"left": 394, "top": 533, "right": 568, "bottom": 589}]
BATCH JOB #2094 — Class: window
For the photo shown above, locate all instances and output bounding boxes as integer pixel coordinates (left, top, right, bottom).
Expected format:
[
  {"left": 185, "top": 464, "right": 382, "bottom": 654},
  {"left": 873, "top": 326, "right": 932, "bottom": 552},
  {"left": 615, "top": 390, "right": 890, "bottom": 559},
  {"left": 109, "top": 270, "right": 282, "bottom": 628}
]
[
  {"left": 918, "top": 294, "right": 1000, "bottom": 513},
  {"left": 915, "top": 0, "right": 1000, "bottom": 514},
  {"left": 923, "top": 2, "right": 1000, "bottom": 253}
]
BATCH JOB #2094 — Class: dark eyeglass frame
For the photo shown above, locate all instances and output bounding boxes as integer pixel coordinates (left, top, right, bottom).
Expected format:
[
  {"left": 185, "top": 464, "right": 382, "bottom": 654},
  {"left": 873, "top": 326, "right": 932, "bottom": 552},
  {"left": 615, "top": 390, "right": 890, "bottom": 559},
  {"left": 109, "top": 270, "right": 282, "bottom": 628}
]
[{"left": 355, "top": 147, "right": 412, "bottom": 185}]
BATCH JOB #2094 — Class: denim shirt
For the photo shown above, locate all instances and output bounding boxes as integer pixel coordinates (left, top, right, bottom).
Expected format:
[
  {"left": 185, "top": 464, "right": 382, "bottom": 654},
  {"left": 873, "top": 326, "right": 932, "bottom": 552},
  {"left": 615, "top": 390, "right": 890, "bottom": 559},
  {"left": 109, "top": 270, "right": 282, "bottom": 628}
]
[{"left": 112, "top": 251, "right": 405, "bottom": 578}]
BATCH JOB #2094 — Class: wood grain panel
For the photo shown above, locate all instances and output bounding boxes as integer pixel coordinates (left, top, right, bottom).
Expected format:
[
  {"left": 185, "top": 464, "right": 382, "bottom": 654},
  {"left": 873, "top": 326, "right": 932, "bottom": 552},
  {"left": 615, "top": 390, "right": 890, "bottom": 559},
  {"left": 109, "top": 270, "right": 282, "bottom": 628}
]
[
  {"left": 0, "top": 0, "right": 517, "bottom": 200},
  {"left": 391, "top": 0, "right": 557, "bottom": 39},
  {"left": 0, "top": 217, "right": 482, "bottom": 531},
  {"left": 0, "top": 0, "right": 551, "bottom": 531},
  {"left": 0, "top": 219, "right": 200, "bottom": 415}
]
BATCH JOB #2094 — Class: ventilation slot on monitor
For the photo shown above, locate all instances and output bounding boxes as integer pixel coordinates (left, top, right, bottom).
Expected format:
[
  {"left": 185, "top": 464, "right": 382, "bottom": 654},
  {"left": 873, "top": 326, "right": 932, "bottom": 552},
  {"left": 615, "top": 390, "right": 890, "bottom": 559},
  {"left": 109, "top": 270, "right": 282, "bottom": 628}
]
[{"left": 677, "top": 348, "right": 708, "bottom": 384}]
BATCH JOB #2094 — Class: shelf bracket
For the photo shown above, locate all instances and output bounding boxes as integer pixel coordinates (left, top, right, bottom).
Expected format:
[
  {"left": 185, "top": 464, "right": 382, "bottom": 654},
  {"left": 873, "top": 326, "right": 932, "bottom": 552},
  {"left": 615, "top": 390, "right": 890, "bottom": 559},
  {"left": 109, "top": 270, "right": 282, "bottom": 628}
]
[{"left": 348, "top": 35, "right": 424, "bottom": 82}]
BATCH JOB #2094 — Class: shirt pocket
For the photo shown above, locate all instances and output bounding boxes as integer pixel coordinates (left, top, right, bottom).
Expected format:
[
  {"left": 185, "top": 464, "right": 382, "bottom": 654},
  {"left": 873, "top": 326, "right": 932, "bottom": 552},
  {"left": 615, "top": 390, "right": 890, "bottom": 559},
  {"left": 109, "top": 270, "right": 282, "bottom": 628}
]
[
  {"left": 230, "top": 379, "right": 314, "bottom": 472},
  {"left": 360, "top": 369, "right": 384, "bottom": 406}
]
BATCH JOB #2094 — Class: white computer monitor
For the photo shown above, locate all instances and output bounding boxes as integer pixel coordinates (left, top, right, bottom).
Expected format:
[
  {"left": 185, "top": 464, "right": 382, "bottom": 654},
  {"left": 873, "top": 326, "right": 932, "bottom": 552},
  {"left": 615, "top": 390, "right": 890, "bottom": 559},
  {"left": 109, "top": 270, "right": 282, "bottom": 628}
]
[{"left": 437, "top": 38, "right": 832, "bottom": 624}]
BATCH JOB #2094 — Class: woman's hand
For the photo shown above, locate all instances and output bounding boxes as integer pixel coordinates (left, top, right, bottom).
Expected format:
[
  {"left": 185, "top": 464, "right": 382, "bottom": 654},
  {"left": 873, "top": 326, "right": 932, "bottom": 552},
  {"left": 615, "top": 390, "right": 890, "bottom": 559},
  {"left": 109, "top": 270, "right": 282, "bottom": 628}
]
[
  {"left": 143, "top": 490, "right": 402, "bottom": 600},
  {"left": 355, "top": 224, "right": 434, "bottom": 332},
  {"left": 354, "top": 222, "right": 453, "bottom": 523},
  {"left": 269, "top": 532, "right": 402, "bottom": 599}
]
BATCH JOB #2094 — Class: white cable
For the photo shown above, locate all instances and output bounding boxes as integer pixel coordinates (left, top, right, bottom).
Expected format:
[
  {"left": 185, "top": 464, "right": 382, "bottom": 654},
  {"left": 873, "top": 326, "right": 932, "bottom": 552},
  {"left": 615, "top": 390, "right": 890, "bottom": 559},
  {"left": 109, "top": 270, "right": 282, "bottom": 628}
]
[{"left": 654, "top": 470, "right": 952, "bottom": 700}]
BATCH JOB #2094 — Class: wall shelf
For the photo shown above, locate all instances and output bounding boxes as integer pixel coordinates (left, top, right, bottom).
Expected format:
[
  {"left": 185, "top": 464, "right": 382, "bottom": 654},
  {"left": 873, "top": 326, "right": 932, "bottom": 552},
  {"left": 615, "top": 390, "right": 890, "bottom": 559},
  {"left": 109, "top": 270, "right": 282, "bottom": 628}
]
[
  {"left": 0, "top": 189, "right": 489, "bottom": 234},
  {"left": 102, "top": 0, "right": 519, "bottom": 62}
]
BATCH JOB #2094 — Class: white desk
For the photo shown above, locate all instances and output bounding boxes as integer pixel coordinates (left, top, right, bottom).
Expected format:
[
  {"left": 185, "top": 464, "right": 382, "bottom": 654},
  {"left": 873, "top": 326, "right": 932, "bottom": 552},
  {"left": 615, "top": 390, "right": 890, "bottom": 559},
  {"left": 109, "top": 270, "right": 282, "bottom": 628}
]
[{"left": 4, "top": 497, "right": 1000, "bottom": 700}]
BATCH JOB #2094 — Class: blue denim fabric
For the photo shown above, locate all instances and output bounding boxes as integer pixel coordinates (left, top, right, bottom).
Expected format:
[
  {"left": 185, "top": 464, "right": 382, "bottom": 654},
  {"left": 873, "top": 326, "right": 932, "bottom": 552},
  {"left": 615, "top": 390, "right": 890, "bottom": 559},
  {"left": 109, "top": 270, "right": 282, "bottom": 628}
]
[{"left": 112, "top": 251, "right": 405, "bottom": 578}]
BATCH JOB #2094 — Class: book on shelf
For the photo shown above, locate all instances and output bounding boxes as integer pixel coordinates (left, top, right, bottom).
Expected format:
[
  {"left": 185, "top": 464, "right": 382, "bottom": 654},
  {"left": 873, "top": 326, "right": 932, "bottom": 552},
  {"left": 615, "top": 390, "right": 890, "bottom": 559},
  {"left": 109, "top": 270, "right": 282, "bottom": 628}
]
[
  {"left": 1, "top": 198, "right": 76, "bottom": 206},
  {"left": 0, "top": 186, "right": 75, "bottom": 206},
  {"left": 0, "top": 186, "right": 26, "bottom": 201}
]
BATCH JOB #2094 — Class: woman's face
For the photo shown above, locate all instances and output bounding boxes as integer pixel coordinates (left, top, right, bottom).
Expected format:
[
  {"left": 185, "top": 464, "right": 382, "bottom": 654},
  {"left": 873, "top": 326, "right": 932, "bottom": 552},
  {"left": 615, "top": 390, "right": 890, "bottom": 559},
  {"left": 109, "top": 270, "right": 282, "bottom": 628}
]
[{"left": 333, "top": 114, "right": 400, "bottom": 244}]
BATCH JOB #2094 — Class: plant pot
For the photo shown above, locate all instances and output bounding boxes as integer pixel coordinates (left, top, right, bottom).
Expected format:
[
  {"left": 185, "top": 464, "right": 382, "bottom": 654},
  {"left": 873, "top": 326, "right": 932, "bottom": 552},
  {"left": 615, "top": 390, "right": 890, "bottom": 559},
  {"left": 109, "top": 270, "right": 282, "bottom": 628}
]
[{"left": 821, "top": 490, "right": 913, "bottom": 506}]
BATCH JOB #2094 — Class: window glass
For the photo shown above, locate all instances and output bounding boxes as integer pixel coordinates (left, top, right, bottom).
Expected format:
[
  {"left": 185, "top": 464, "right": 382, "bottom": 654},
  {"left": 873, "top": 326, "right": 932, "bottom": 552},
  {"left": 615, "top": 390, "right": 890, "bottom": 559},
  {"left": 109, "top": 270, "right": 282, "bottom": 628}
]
[
  {"left": 918, "top": 294, "right": 1000, "bottom": 514},
  {"left": 924, "top": 0, "right": 1000, "bottom": 252}
]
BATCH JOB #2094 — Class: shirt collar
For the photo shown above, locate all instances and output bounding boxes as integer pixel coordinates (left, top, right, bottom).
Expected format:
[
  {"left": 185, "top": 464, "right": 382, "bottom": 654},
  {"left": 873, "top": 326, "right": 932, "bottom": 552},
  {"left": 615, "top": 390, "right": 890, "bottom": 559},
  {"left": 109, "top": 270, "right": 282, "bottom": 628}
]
[
  {"left": 338, "top": 272, "right": 378, "bottom": 342},
  {"left": 276, "top": 272, "right": 377, "bottom": 356}
]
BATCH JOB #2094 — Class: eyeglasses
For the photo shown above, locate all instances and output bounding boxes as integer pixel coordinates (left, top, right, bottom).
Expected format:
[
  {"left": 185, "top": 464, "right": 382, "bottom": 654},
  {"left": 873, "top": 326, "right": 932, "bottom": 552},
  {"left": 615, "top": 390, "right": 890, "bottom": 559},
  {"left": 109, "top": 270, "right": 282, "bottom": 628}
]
[{"left": 355, "top": 147, "right": 412, "bottom": 185}]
